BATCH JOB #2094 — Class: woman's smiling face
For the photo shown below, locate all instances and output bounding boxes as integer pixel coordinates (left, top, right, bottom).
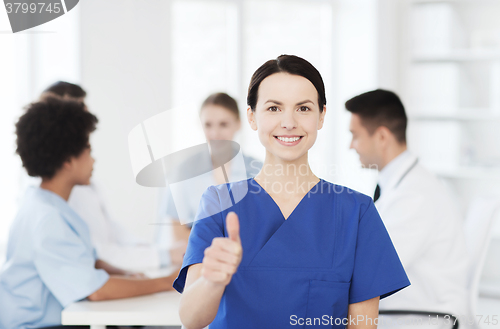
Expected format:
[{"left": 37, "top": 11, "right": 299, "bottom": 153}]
[{"left": 247, "top": 72, "right": 326, "bottom": 162}]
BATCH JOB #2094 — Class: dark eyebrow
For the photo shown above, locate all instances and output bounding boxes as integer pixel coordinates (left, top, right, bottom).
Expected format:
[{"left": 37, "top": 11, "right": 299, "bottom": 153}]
[
  {"left": 296, "top": 100, "right": 315, "bottom": 106},
  {"left": 264, "top": 100, "right": 283, "bottom": 105},
  {"left": 264, "top": 99, "right": 315, "bottom": 106}
]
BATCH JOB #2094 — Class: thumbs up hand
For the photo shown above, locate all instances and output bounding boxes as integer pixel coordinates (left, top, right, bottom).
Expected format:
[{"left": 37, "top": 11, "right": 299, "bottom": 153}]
[
  {"left": 226, "top": 211, "right": 241, "bottom": 244},
  {"left": 201, "top": 212, "right": 243, "bottom": 287}
]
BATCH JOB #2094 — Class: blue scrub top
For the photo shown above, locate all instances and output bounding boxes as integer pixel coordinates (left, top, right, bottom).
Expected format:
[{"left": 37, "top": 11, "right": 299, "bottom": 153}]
[
  {"left": 173, "top": 178, "right": 410, "bottom": 328},
  {"left": 0, "top": 187, "right": 109, "bottom": 329}
]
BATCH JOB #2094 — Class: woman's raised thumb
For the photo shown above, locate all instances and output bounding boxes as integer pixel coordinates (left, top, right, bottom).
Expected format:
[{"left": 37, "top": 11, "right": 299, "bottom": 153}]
[{"left": 226, "top": 212, "right": 240, "bottom": 243}]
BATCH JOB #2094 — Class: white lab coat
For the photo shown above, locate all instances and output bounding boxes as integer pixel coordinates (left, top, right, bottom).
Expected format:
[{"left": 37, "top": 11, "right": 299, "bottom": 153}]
[
  {"left": 376, "top": 151, "right": 469, "bottom": 317},
  {"left": 68, "top": 182, "right": 167, "bottom": 270}
]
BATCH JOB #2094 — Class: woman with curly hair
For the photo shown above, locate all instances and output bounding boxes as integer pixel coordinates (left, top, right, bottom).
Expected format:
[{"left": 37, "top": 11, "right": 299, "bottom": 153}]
[{"left": 0, "top": 98, "right": 177, "bottom": 329}]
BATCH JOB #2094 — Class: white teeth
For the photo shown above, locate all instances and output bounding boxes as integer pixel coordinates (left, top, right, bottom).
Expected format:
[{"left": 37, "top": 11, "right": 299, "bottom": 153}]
[{"left": 277, "top": 136, "right": 300, "bottom": 143}]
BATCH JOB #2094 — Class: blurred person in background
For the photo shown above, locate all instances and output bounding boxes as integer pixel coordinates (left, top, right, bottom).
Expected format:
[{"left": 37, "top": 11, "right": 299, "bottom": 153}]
[
  {"left": 346, "top": 89, "right": 468, "bottom": 317},
  {"left": 40, "top": 81, "right": 185, "bottom": 269},
  {"left": 0, "top": 98, "right": 176, "bottom": 329},
  {"left": 157, "top": 92, "right": 263, "bottom": 250}
]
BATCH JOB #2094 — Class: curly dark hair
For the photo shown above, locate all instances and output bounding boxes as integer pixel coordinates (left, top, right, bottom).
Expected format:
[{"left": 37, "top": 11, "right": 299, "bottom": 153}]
[{"left": 15, "top": 97, "right": 98, "bottom": 179}]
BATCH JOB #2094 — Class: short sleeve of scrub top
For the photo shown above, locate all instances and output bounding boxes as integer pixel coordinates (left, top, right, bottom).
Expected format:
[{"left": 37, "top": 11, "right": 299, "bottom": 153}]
[
  {"left": 173, "top": 179, "right": 410, "bottom": 328},
  {"left": 33, "top": 212, "right": 110, "bottom": 307}
]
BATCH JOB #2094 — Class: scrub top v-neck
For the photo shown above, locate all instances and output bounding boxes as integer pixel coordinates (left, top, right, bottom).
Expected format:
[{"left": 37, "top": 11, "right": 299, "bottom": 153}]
[
  {"left": 253, "top": 178, "right": 321, "bottom": 221},
  {"left": 174, "top": 177, "right": 410, "bottom": 328}
]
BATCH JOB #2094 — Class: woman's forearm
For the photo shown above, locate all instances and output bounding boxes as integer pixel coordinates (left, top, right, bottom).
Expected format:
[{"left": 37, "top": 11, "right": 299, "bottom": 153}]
[
  {"left": 87, "top": 275, "right": 173, "bottom": 301},
  {"left": 179, "top": 214, "right": 242, "bottom": 329},
  {"left": 179, "top": 275, "right": 226, "bottom": 329},
  {"left": 95, "top": 259, "right": 127, "bottom": 275},
  {"left": 346, "top": 296, "right": 379, "bottom": 329}
]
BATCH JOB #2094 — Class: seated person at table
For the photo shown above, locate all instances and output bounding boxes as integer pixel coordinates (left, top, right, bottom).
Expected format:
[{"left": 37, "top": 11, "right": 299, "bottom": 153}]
[
  {"left": 0, "top": 98, "right": 177, "bottom": 329},
  {"left": 40, "top": 81, "right": 184, "bottom": 268}
]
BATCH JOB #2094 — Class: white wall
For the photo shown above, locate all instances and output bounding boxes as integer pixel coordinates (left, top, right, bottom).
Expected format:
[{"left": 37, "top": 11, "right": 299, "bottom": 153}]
[
  {"left": 80, "top": 0, "right": 172, "bottom": 240},
  {"left": 330, "top": 0, "right": 379, "bottom": 195}
]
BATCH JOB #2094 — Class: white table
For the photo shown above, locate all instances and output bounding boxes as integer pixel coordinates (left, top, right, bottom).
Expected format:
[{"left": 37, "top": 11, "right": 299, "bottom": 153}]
[{"left": 61, "top": 290, "right": 182, "bottom": 329}]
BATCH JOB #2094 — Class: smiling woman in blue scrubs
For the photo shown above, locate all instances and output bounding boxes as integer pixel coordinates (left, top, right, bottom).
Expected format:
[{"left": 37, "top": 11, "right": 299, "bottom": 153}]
[{"left": 173, "top": 55, "right": 411, "bottom": 329}]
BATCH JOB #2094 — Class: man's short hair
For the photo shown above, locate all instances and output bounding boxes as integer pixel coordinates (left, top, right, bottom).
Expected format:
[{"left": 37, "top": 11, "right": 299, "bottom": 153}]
[
  {"left": 15, "top": 97, "right": 98, "bottom": 179},
  {"left": 345, "top": 89, "right": 407, "bottom": 144}
]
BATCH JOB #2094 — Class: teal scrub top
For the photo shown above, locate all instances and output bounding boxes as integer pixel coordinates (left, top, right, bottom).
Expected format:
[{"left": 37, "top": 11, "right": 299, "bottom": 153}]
[
  {"left": 173, "top": 178, "right": 410, "bottom": 328},
  {"left": 0, "top": 187, "right": 109, "bottom": 329}
]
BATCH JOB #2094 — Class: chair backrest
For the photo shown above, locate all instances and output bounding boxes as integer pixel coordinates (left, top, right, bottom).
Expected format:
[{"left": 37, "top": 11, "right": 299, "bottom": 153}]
[{"left": 463, "top": 196, "right": 500, "bottom": 319}]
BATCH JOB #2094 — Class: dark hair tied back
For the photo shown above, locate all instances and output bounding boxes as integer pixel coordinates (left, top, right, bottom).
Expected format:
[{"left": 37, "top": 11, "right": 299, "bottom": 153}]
[
  {"left": 201, "top": 92, "right": 240, "bottom": 120},
  {"left": 247, "top": 55, "right": 326, "bottom": 112}
]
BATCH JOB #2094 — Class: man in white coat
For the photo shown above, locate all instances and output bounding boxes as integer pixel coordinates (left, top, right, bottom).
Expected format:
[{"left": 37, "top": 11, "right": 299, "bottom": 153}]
[{"left": 346, "top": 89, "right": 469, "bottom": 319}]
